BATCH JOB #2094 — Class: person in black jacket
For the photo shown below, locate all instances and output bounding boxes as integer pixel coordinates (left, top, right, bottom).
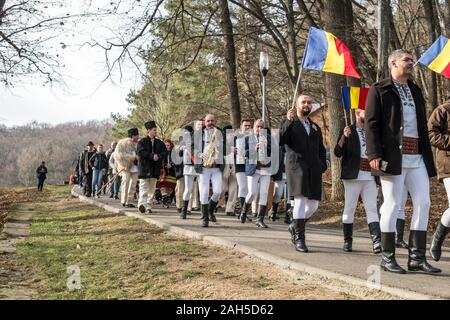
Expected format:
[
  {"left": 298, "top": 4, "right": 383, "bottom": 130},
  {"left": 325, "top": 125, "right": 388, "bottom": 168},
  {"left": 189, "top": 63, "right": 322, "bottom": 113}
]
[
  {"left": 36, "top": 161, "right": 48, "bottom": 191},
  {"left": 137, "top": 121, "right": 167, "bottom": 214},
  {"left": 334, "top": 109, "right": 381, "bottom": 254},
  {"left": 365, "top": 49, "right": 440, "bottom": 274},
  {"left": 79, "top": 141, "right": 96, "bottom": 197},
  {"left": 89, "top": 144, "right": 108, "bottom": 198},
  {"left": 280, "top": 95, "right": 327, "bottom": 253}
]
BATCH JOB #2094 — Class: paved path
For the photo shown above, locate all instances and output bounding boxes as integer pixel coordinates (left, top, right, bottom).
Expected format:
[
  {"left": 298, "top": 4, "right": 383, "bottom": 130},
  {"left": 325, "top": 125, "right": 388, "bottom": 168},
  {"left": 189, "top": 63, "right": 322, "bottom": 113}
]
[{"left": 72, "top": 187, "right": 450, "bottom": 300}]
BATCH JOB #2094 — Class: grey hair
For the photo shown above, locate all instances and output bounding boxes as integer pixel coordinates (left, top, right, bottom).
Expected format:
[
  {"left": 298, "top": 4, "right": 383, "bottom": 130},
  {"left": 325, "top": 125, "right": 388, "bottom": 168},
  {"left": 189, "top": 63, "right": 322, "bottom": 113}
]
[{"left": 388, "top": 49, "right": 413, "bottom": 66}]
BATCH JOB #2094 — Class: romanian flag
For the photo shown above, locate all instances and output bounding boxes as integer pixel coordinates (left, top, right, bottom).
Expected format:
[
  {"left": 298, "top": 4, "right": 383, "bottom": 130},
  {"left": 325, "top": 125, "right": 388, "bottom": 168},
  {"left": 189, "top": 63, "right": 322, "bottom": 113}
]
[
  {"left": 341, "top": 87, "right": 369, "bottom": 111},
  {"left": 302, "top": 27, "right": 360, "bottom": 79},
  {"left": 418, "top": 35, "right": 450, "bottom": 79}
]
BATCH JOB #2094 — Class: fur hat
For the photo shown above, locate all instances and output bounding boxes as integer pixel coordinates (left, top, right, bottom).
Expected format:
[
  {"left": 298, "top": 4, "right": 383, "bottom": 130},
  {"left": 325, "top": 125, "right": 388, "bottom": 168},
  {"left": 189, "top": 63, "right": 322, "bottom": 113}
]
[
  {"left": 144, "top": 121, "right": 157, "bottom": 130},
  {"left": 127, "top": 128, "right": 139, "bottom": 137}
]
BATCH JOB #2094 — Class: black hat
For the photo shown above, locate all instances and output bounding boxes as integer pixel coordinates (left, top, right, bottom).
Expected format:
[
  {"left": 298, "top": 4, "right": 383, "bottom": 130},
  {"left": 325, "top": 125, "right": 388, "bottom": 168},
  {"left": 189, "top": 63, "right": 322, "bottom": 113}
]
[
  {"left": 184, "top": 125, "right": 194, "bottom": 133},
  {"left": 87, "top": 141, "right": 94, "bottom": 146},
  {"left": 144, "top": 121, "right": 157, "bottom": 130},
  {"left": 127, "top": 128, "right": 139, "bottom": 137}
]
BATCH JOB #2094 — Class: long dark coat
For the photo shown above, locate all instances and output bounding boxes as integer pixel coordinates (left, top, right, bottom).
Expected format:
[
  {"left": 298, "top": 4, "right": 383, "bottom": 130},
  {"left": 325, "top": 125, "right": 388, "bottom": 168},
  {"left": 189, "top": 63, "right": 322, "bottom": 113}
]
[
  {"left": 137, "top": 136, "right": 167, "bottom": 179},
  {"left": 364, "top": 78, "right": 436, "bottom": 177},
  {"left": 280, "top": 118, "right": 327, "bottom": 201}
]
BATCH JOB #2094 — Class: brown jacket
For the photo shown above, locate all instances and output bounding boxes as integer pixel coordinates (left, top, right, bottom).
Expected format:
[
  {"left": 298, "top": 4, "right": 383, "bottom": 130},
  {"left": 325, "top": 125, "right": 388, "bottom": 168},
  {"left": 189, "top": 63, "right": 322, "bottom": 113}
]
[{"left": 428, "top": 100, "right": 450, "bottom": 181}]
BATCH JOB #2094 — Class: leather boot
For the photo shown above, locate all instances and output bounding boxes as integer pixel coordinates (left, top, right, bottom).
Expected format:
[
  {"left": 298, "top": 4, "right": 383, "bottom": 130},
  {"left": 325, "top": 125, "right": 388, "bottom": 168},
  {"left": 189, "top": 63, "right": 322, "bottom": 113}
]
[
  {"left": 396, "top": 219, "right": 409, "bottom": 249},
  {"left": 201, "top": 204, "right": 209, "bottom": 227},
  {"left": 269, "top": 202, "right": 279, "bottom": 222},
  {"left": 256, "top": 205, "right": 268, "bottom": 228},
  {"left": 236, "top": 197, "right": 245, "bottom": 218},
  {"left": 288, "top": 219, "right": 308, "bottom": 252},
  {"left": 368, "top": 222, "right": 382, "bottom": 254},
  {"left": 430, "top": 222, "right": 450, "bottom": 262},
  {"left": 407, "top": 230, "right": 441, "bottom": 273},
  {"left": 208, "top": 200, "right": 218, "bottom": 222},
  {"left": 180, "top": 200, "right": 189, "bottom": 219},
  {"left": 284, "top": 203, "right": 292, "bottom": 224},
  {"left": 380, "top": 232, "right": 406, "bottom": 274},
  {"left": 240, "top": 203, "right": 251, "bottom": 224},
  {"left": 343, "top": 223, "right": 353, "bottom": 252}
]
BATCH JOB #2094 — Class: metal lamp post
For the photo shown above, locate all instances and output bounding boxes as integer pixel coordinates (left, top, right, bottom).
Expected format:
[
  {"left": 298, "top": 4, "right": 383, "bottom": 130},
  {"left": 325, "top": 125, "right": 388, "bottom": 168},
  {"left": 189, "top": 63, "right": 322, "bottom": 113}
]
[{"left": 259, "top": 52, "right": 269, "bottom": 123}]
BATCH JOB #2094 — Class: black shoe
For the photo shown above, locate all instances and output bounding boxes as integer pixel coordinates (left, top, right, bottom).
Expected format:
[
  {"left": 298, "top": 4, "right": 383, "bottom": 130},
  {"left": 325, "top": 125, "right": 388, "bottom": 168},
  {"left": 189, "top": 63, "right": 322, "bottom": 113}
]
[
  {"left": 146, "top": 208, "right": 153, "bottom": 214},
  {"left": 109, "top": 194, "right": 114, "bottom": 198},
  {"left": 138, "top": 205, "right": 146, "bottom": 213},
  {"left": 122, "top": 203, "right": 126, "bottom": 207},
  {"left": 407, "top": 230, "right": 441, "bottom": 273},
  {"left": 252, "top": 212, "right": 257, "bottom": 218},
  {"left": 256, "top": 205, "right": 268, "bottom": 228},
  {"left": 368, "top": 222, "right": 382, "bottom": 254},
  {"left": 192, "top": 207, "right": 200, "bottom": 212},
  {"left": 114, "top": 193, "right": 119, "bottom": 199},
  {"left": 226, "top": 212, "right": 234, "bottom": 216},
  {"left": 430, "top": 222, "right": 450, "bottom": 262},
  {"left": 126, "top": 203, "right": 136, "bottom": 208},
  {"left": 208, "top": 200, "right": 218, "bottom": 223},
  {"left": 269, "top": 202, "right": 279, "bottom": 222},
  {"left": 201, "top": 204, "right": 209, "bottom": 227},
  {"left": 380, "top": 232, "right": 406, "bottom": 274},
  {"left": 396, "top": 219, "right": 409, "bottom": 249},
  {"left": 177, "top": 208, "right": 182, "bottom": 213},
  {"left": 240, "top": 203, "right": 251, "bottom": 224},
  {"left": 289, "top": 219, "right": 308, "bottom": 253},
  {"left": 343, "top": 223, "right": 353, "bottom": 252},
  {"left": 284, "top": 205, "right": 292, "bottom": 224}
]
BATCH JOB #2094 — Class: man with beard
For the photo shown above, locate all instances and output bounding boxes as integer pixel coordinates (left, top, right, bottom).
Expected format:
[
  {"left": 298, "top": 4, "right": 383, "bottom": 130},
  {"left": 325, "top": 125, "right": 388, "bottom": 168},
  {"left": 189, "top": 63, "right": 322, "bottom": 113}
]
[
  {"left": 334, "top": 109, "right": 382, "bottom": 254},
  {"left": 365, "top": 49, "right": 440, "bottom": 274},
  {"left": 281, "top": 95, "right": 327, "bottom": 252}
]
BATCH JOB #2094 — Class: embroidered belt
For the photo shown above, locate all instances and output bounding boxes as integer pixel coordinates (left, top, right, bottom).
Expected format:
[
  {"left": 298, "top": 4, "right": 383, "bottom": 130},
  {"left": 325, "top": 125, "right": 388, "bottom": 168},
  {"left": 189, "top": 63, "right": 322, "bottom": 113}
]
[
  {"left": 402, "top": 137, "right": 420, "bottom": 155},
  {"left": 360, "top": 158, "right": 371, "bottom": 172},
  {"left": 256, "top": 161, "right": 270, "bottom": 169}
]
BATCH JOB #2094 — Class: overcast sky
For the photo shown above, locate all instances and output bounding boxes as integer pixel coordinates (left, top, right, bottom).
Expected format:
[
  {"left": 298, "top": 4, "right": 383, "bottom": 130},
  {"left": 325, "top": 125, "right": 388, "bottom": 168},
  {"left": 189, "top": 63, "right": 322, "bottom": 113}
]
[{"left": 0, "top": 1, "right": 144, "bottom": 127}]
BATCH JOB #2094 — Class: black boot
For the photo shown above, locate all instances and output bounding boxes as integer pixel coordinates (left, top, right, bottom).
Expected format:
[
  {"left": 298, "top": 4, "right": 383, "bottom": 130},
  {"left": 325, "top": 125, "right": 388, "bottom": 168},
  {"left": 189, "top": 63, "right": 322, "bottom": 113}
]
[
  {"left": 368, "top": 222, "right": 382, "bottom": 254},
  {"left": 236, "top": 197, "right": 245, "bottom": 217},
  {"left": 201, "top": 204, "right": 209, "bottom": 227},
  {"left": 240, "top": 203, "right": 251, "bottom": 224},
  {"left": 180, "top": 200, "right": 189, "bottom": 219},
  {"left": 256, "top": 205, "right": 268, "bottom": 228},
  {"left": 407, "top": 230, "right": 441, "bottom": 273},
  {"left": 269, "top": 202, "right": 279, "bottom": 222},
  {"left": 430, "top": 222, "right": 450, "bottom": 262},
  {"left": 288, "top": 219, "right": 308, "bottom": 252},
  {"left": 284, "top": 203, "right": 292, "bottom": 224},
  {"left": 396, "top": 219, "right": 409, "bottom": 249},
  {"left": 208, "top": 200, "right": 218, "bottom": 222},
  {"left": 380, "top": 232, "right": 406, "bottom": 274},
  {"left": 343, "top": 223, "right": 353, "bottom": 252}
]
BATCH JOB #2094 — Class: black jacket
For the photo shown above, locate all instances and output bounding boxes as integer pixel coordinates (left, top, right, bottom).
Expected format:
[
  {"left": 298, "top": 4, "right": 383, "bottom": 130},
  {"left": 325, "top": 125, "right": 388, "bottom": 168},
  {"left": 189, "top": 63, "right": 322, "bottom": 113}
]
[
  {"left": 137, "top": 136, "right": 167, "bottom": 179},
  {"left": 365, "top": 77, "right": 436, "bottom": 177},
  {"left": 36, "top": 165, "right": 48, "bottom": 180},
  {"left": 280, "top": 118, "right": 327, "bottom": 201},
  {"left": 272, "top": 145, "right": 286, "bottom": 181},
  {"left": 89, "top": 153, "right": 108, "bottom": 170}
]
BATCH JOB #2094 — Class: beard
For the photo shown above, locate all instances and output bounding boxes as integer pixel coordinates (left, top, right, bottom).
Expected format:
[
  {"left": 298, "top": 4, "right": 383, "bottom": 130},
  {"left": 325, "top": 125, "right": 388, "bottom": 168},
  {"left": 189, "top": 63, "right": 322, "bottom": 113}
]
[{"left": 301, "top": 109, "right": 311, "bottom": 117}]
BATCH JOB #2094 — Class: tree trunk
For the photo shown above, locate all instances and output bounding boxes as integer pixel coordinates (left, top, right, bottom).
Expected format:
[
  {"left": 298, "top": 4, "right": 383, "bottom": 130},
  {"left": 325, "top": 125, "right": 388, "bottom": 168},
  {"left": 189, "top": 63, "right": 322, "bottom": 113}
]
[
  {"left": 423, "top": 0, "right": 438, "bottom": 116},
  {"left": 377, "top": 0, "right": 391, "bottom": 81},
  {"left": 324, "top": 0, "right": 348, "bottom": 201},
  {"left": 219, "top": 0, "right": 242, "bottom": 129}
]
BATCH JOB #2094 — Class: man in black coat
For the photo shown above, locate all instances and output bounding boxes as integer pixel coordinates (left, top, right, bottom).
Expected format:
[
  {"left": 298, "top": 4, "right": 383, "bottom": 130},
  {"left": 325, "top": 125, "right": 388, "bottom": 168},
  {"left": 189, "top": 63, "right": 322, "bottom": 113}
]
[
  {"left": 280, "top": 95, "right": 327, "bottom": 253},
  {"left": 334, "top": 109, "right": 381, "bottom": 254},
  {"left": 137, "top": 121, "right": 167, "bottom": 214},
  {"left": 365, "top": 49, "right": 440, "bottom": 274},
  {"left": 79, "top": 141, "right": 96, "bottom": 197},
  {"left": 36, "top": 161, "right": 48, "bottom": 191}
]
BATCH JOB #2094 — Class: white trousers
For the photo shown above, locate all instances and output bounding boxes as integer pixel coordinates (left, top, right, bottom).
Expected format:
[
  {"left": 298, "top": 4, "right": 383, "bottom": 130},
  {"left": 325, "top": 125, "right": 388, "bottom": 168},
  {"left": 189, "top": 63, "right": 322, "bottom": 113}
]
[
  {"left": 273, "top": 180, "right": 286, "bottom": 203},
  {"left": 380, "top": 166, "right": 430, "bottom": 232},
  {"left": 120, "top": 171, "right": 138, "bottom": 205},
  {"left": 182, "top": 175, "right": 198, "bottom": 207},
  {"left": 221, "top": 174, "right": 238, "bottom": 213},
  {"left": 342, "top": 180, "right": 379, "bottom": 224},
  {"left": 246, "top": 173, "right": 271, "bottom": 206},
  {"left": 138, "top": 178, "right": 157, "bottom": 209},
  {"left": 441, "top": 178, "right": 450, "bottom": 227},
  {"left": 293, "top": 196, "right": 319, "bottom": 219},
  {"left": 397, "top": 188, "right": 408, "bottom": 220},
  {"left": 199, "top": 168, "right": 222, "bottom": 204},
  {"left": 236, "top": 172, "right": 248, "bottom": 198}
]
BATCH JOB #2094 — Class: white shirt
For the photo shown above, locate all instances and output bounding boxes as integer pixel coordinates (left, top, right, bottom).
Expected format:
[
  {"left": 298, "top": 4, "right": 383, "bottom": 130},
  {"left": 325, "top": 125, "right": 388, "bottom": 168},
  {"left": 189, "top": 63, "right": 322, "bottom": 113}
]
[
  {"left": 130, "top": 149, "right": 139, "bottom": 173},
  {"left": 356, "top": 127, "right": 372, "bottom": 181},
  {"left": 300, "top": 119, "right": 311, "bottom": 135},
  {"left": 394, "top": 81, "right": 425, "bottom": 169}
]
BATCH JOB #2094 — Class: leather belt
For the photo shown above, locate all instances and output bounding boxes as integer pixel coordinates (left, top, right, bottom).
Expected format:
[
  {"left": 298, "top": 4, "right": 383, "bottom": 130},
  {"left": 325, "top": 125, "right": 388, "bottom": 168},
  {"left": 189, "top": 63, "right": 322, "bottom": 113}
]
[
  {"left": 360, "top": 158, "right": 371, "bottom": 172},
  {"left": 402, "top": 137, "right": 420, "bottom": 155}
]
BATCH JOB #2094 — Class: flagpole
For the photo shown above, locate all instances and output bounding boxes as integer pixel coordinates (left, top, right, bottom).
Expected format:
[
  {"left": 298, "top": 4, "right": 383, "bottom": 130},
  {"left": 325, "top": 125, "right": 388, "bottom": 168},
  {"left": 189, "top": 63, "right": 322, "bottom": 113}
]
[{"left": 290, "top": 27, "right": 312, "bottom": 111}]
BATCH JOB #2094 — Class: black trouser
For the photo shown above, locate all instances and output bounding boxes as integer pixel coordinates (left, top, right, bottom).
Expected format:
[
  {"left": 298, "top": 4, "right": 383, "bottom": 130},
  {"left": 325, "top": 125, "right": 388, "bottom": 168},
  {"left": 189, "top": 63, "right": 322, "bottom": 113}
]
[
  {"left": 37, "top": 178, "right": 45, "bottom": 191},
  {"left": 84, "top": 171, "right": 93, "bottom": 195}
]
